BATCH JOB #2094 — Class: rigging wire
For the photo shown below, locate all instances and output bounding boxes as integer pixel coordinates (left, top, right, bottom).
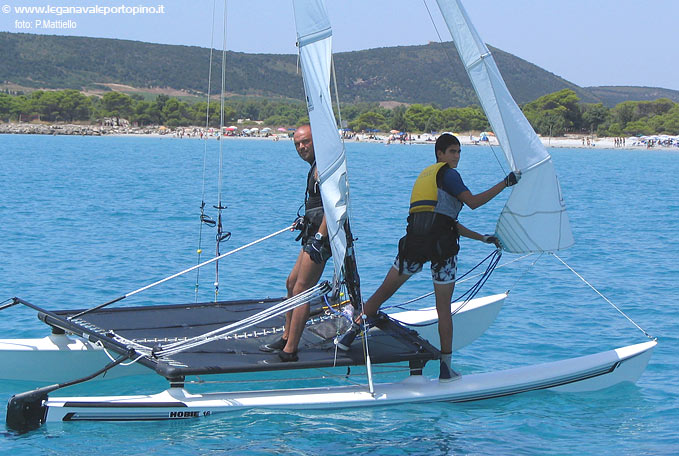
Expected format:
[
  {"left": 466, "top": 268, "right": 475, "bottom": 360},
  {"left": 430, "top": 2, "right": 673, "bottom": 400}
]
[
  {"left": 421, "top": 0, "right": 508, "bottom": 175},
  {"left": 552, "top": 253, "right": 655, "bottom": 339},
  {"left": 194, "top": 0, "right": 219, "bottom": 302},
  {"left": 69, "top": 225, "right": 292, "bottom": 320},
  {"left": 214, "top": 0, "right": 231, "bottom": 302},
  {"left": 506, "top": 252, "right": 542, "bottom": 294},
  {"left": 0, "top": 298, "right": 15, "bottom": 311}
]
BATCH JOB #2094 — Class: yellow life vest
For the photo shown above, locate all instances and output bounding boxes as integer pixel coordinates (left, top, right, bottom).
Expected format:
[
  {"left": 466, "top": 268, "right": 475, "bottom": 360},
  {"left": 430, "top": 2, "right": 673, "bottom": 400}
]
[{"left": 409, "top": 162, "right": 449, "bottom": 214}]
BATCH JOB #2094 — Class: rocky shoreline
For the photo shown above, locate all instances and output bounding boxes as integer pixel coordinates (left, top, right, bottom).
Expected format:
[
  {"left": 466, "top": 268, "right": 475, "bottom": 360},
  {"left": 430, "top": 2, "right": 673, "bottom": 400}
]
[{"left": 0, "top": 122, "right": 167, "bottom": 136}]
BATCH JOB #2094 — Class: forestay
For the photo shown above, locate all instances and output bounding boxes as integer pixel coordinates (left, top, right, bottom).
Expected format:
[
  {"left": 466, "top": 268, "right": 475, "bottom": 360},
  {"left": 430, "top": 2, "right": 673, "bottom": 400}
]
[
  {"left": 436, "top": 0, "right": 574, "bottom": 253},
  {"left": 293, "top": 0, "right": 350, "bottom": 280}
]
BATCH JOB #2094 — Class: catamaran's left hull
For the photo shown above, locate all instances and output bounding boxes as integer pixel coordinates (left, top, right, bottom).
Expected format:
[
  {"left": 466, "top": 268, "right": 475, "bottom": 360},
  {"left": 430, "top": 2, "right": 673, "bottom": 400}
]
[
  {"left": 38, "top": 341, "right": 655, "bottom": 424},
  {"left": 0, "top": 334, "right": 150, "bottom": 382}
]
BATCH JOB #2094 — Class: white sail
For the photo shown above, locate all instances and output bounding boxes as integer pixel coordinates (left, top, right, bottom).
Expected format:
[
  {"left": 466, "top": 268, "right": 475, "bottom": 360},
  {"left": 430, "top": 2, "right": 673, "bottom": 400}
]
[
  {"left": 293, "top": 0, "right": 349, "bottom": 279},
  {"left": 436, "top": 0, "right": 574, "bottom": 253}
]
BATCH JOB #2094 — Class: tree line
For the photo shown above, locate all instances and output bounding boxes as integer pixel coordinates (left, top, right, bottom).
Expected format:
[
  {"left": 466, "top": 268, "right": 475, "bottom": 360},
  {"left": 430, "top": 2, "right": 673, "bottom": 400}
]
[{"left": 1, "top": 88, "right": 678, "bottom": 136}]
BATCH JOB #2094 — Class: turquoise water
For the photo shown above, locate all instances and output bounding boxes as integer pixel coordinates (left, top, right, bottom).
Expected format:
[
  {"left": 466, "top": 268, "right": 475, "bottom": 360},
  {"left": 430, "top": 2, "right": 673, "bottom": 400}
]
[{"left": 0, "top": 135, "right": 677, "bottom": 454}]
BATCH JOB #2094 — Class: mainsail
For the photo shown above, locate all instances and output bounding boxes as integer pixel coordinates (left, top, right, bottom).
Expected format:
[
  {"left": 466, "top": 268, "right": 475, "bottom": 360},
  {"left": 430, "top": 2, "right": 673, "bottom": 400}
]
[
  {"left": 436, "top": 0, "right": 575, "bottom": 253},
  {"left": 292, "top": 0, "right": 351, "bottom": 281}
]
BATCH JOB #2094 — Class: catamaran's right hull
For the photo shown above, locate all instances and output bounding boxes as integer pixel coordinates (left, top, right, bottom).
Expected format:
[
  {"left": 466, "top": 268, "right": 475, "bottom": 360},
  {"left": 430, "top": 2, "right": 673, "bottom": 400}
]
[{"left": 37, "top": 341, "right": 655, "bottom": 424}]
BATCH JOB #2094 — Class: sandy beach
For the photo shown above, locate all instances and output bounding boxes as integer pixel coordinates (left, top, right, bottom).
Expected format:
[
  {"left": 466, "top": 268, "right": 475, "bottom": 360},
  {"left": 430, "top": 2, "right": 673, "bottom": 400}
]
[{"left": 1, "top": 122, "right": 676, "bottom": 150}]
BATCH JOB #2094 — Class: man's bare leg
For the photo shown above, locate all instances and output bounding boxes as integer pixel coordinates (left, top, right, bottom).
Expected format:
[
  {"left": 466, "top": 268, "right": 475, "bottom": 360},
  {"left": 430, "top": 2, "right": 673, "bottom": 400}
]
[{"left": 283, "top": 251, "right": 325, "bottom": 354}]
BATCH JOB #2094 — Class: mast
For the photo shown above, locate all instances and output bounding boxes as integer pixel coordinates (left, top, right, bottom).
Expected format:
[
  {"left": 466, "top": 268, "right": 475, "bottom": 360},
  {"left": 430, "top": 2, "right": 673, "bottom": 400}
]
[
  {"left": 291, "top": 0, "right": 358, "bottom": 298},
  {"left": 293, "top": 0, "right": 370, "bottom": 392}
]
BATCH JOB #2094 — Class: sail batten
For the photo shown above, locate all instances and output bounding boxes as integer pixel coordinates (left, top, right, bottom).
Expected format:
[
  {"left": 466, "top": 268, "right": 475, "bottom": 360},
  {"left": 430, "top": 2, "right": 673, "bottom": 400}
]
[
  {"left": 436, "top": 0, "right": 574, "bottom": 253},
  {"left": 293, "top": 0, "right": 350, "bottom": 281}
]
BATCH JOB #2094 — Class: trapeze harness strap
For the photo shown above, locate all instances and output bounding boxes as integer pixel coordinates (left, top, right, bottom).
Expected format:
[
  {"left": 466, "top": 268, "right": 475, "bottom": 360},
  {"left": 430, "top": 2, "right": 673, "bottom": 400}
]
[
  {"left": 302, "top": 162, "right": 324, "bottom": 242},
  {"left": 399, "top": 162, "right": 460, "bottom": 273}
]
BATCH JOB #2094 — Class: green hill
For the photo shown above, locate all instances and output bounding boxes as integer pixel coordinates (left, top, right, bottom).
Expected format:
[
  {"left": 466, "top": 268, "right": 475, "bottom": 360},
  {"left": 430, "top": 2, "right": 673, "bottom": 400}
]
[
  {"left": 1, "top": 32, "right": 677, "bottom": 108},
  {"left": 585, "top": 86, "right": 679, "bottom": 107}
]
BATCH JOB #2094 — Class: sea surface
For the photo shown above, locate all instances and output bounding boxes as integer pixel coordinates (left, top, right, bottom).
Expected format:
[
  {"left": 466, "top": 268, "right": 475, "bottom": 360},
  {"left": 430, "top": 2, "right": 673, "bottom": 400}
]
[{"left": 0, "top": 135, "right": 677, "bottom": 455}]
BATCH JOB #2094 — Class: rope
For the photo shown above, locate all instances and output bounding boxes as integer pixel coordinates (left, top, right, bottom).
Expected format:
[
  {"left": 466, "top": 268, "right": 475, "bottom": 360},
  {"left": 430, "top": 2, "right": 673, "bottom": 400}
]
[
  {"left": 399, "top": 249, "right": 502, "bottom": 328},
  {"left": 323, "top": 295, "right": 353, "bottom": 324},
  {"left": 552, "top": 253, "right": 654, "bottom": 339},
  {"left": 384, "top": 250, "right": 531, "bottom": 312},
  {"left": 97, "top": 341, "right": 146, "bottom": 367},
  {"left": 451, "top": 249, "right": 501, "bottom": 313}
]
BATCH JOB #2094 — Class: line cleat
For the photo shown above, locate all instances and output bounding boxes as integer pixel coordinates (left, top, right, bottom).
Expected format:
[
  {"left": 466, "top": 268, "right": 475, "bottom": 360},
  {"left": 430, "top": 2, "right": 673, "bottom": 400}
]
[
  {"left": 439, "top": 360, "right": 461, "bottom": 383},
  {"left": 334, "top": 323, "right": 360, "bottom": 351},
  {"left": 259, "top": 337, "right": 287, "bottom": 353}
]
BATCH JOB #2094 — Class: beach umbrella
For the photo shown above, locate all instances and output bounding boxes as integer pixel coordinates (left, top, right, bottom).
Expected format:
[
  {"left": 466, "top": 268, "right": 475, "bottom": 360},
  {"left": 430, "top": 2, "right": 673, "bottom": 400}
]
[
  {"left": 262, "top": 127, "right": 271, "bottom": 132},
  {"left": 225, "top": 126, "right": 237, "bottom": 131},
  {"left": 277, "top": 127, "right": 287, "bottom": 132},
  {"left": 390, "top": 129, "right": 400, "bottom": 134}
]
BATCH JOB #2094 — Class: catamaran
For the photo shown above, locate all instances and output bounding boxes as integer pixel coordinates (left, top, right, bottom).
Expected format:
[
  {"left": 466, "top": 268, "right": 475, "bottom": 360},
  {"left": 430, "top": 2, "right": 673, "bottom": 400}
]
[{"left": 2, "top": 0, "right": 655, "bottom": 433}]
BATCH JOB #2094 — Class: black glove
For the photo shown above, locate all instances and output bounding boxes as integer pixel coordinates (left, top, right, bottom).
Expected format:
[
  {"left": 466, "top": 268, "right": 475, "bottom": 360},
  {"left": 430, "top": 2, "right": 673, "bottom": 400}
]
[
  {"left": 482, "top": 235, "right": 501, "bottom": 248},
  {"left": 504, "top": 171, "right": 521, "bottom": 187},
  {"left": 308, "top": 238, "right": 325, "bottom": 264}
]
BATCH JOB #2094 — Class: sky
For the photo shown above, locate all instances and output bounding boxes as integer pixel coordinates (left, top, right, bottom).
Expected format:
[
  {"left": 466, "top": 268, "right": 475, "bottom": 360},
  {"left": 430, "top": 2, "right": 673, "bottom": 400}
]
[{"left": 1, "top": 0, "right": 678, "bottom": 91}]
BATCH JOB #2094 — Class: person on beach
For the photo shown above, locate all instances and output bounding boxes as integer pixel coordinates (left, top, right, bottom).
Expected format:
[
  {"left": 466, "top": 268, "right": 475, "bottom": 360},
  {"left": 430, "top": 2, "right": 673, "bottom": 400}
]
[
  {"left": 259, "top": 125, "right": 331, "bottom": 362},
  {"left": 335, "top": 133, "right": 520, "bottom": 381}
]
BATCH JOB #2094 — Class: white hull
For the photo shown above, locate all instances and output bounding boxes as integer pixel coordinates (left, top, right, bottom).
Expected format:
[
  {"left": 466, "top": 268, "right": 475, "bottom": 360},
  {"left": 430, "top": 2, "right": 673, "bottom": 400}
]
[
  {"left": 41, "top": 341, "right": 656, "bottom": 423},
  {"left": 0, "top": 294, "right": 505, "bottom": 383}
]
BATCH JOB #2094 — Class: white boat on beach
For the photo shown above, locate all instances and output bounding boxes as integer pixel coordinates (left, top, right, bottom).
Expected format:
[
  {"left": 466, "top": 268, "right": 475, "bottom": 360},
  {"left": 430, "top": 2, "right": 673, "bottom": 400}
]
[{"left": 2, "top": 0, "right": 655, "bottom": 433}]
